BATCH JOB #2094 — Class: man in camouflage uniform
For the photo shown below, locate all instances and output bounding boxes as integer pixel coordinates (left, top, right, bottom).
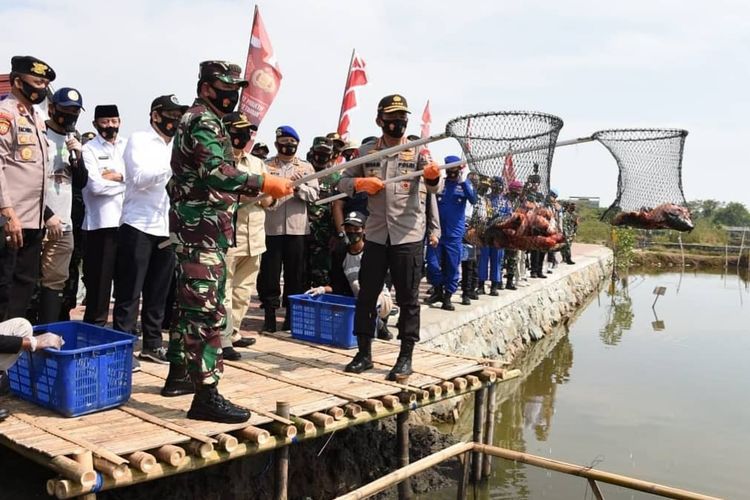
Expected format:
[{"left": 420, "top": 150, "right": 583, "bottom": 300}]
[
  {"left": 160, "top": 60, "right": 292, "bottom": 424},
  {"left": 560, "top": 202, "right": 578, "bottom": 265},
  {"left": 306, "top": 136, "right": 340, "bottom": 288}
]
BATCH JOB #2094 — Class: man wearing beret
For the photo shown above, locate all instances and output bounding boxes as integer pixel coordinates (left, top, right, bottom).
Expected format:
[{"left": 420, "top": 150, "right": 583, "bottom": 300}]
[
  {"left": 113, "top": 95, "right": 188, "bottom": 365},
  {"left": 161, "top": 60, "right": 292, "bottom": 424},
  {"left": 81, "top": 104, "right": 127, "bottom": 326},
  {"left": 38, "top": 87, "right": 89, "bottom": 324},
  {"left": 258, "top": 125, "right": 318, "bottom": 333},
  {"left": 0, "top": 56, "right": 56, "bottom": 320},
  {"left": 338, "top": 94, "right": 442, "bottom": 381}
]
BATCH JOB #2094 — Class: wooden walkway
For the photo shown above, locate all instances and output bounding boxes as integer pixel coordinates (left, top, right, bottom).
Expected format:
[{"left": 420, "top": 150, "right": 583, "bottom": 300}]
[{"left": 0, "top": 333, "right": 518, "bottom": 499}]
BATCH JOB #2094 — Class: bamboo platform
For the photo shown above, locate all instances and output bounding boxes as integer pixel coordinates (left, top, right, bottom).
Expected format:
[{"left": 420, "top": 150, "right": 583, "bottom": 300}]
[{"left": 0, "top": 333, "right": 520, "bottom": 499}]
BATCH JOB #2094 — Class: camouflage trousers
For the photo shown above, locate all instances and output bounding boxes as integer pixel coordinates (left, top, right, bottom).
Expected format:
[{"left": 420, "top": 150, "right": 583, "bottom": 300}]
[
  {"left": 503, "top": 249, "right": 517, "bottom": 279},
  {"left": 306, "top": 235, "right": 332, "bottom": 288},
  {"left": 166, "top": 247, "right": 227, "bottom": 385}
]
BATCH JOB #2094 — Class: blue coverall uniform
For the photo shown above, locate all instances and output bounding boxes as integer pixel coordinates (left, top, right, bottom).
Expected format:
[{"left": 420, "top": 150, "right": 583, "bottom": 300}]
[{"left": 478, "top": 193, "right": 512, "bottom": 284}]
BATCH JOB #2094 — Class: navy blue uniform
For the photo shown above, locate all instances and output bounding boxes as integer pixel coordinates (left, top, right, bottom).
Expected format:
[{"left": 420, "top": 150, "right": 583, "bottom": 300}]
[
  {"left": 426, "top": 179, "right": 476, "bottom": 294},
  {"left": 479, "top": 193, "right": 512, "bottom": 284}
]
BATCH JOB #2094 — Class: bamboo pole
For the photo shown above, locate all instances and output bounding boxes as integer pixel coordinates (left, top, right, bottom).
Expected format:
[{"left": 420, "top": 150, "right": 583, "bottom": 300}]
[
  {"left": 344, "top": 404, "right": 362, "bottom": 418},
  {"left": 471, "top": 388, "right": 487, "bottom": 483},
  {"left": 93, "top": 456, "right": 129, "bottom": 480},
  {"left": 473, "top": 444, "right": 722, "bottom": 500},
  {"left": 72, "top": 451, "right": 96, "bottom": 500},
  {"left": 439, "top": 381, "right": 454, "bottom": 393},
  {"left": 216, "top": 434, "right": 239, "bottom": 453},
  {"left": 328, "top": 407, "right": 345, "bottom": 420},
  {"left": 48, "top": 455, "right": 97, "bottom": 487},
  {"left": 427, "top": 385, "right": 442, "bottom": 398},
  {"left": 152, "top": 445, "right": 185, "bottom": 467},
  {"left": 482, "top": 382, "right": 498, "bottom": 477},
  {"left": 236, "top": 426, "right": 271, "bottom": 445},
  {"left": 382, "top": 395, "right": 402, "bottom": 410},
  {"left": 335, "top": 442, "right": 474, "bottom": 500},
  {"left": 268, "top": 421, "right": 298, "bottom": 439},
  {"left": 290, "top": 416, "right": 316, "bottom": 435},
  {"left": 465, "top": 375, "right": 481, "bottom": 389},
  {"left": 361, "top": 399, "right": 384, "bottom": 413},
  {"left": 187, "top": 440, "right": 214, "bottom": 459},
  {"left": 275, "top": 402, "right": 290, "bottom": 500},
  {"left": 126, "top": 452, "right": 156, "bottom": 474},
  {"left": 452, "top": 377, "right": 468, "bottom": 391},
  {"left": 309, "top": 412, "right": 335, "bottom": 429},
  {"left": 119, "top": 406, "right": 216, "bottom": 445},
  {"left": 456, "top": 451, "right": 471, "bottom": 500},
  {"left": 396, "top": 412, "right": 412, "bottom": 500}
]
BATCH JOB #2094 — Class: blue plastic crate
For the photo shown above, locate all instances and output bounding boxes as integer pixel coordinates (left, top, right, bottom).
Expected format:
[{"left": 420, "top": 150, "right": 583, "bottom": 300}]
[
  {"left": 7, "top": 321, "right": 135, "bottom": 417},
  {"left": 289, "top": 294, "right": 357, "bottom": 349}
]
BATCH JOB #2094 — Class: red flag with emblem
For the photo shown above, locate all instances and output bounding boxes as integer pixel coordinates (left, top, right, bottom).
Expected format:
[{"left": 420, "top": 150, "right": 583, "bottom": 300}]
[
  {"left": 503, "top": 151, "right": 516, "bottom": 183},
  {"left": 337, "top": 50, "right": 368, "bottom": 140},
  {"left": 0, "top": 74, "right": 11, "bottom": 100},
  {"left": 240, "top": 6, "right": 282, "bottom": 130},
  {"left": 420, "top": 100, "right": 431, "bottom": 139}
]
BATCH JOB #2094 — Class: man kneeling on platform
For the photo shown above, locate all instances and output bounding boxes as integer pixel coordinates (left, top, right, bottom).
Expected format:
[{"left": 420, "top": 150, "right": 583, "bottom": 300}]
[
  {"left": 305, "top": 211, "right": 394, "bottom": 340},
  {"left": 0, "top": 318, "right": 63, "bottom": 421}
]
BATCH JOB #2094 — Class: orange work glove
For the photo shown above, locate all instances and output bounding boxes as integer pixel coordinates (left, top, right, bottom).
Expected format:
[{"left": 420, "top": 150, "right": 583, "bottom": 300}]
[
  {"left": 423, "top": 162, "right": 441, "bottom": 181},
  {"left": 354, "top": 177, "right": 385, "bottom": 195},
  {"left": 261, "top": 175, "right": 294, "bottom": 199}
]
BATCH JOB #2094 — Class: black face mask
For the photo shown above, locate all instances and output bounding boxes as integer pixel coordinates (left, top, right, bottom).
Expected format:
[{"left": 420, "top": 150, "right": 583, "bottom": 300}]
[
  {"left": 154, "top": 114, "right": 179, "bottom": 138},
  {"left": 209, "top": 85, "right": 239, "bottom": 114},
  {"left": 446, "top": 170, "right": 460, "bottom": 180},
  {"left": 52, "top": 107, "right": 80, "bottom": 130},
  {"left": 96, "top": 125, "right": 119, "bottom": 141},
  {"left": 346, "top": 232, "right": 363, "bottom": 246},
  {"left": 276, "top": 142, "right": 298, "bottom": 156},
  {"left": 312, "top": 152, "right": 331, "bottom": 169},
  {"left": 381, "top": 118, "right": 407, "bottom": 139},
  {"left": 19, "top": 79, "right": 46, "bottom": 105},
  {"left": 229, "top": 129, "right": 252, "bottom": 150}
]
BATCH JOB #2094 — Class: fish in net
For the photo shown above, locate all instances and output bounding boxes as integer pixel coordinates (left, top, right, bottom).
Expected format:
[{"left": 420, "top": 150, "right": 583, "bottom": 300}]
[
  {"left": 448, "top": 111, "right": 566, "bottom": 251},
  {"left": 595, "top": 128, "right": 693, "bottom": 232}
]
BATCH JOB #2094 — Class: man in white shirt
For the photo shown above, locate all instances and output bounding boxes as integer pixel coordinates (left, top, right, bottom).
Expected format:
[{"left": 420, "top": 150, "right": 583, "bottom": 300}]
[
  {"left": 113, "top": 95, "right": 187, "bottom": 364},
  {"left": 81, "top": 104, "right": 127, "bottom": 326}
]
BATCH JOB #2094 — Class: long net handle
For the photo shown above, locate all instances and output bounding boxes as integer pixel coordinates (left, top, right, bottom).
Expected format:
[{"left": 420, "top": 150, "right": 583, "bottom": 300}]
[
  {"left": 241, "top": 133, "right": 447, "bottom": 206},
  {"left": 315, "top": 135, "right": 594, "bottom": 205}
]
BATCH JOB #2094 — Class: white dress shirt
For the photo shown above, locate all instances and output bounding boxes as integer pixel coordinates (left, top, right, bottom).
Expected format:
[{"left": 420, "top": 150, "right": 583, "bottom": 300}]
[
  {"left": 120, "top": 128, "right": 172, "bottom": 237},
  {"left": 81, "top": 134, "right": 127, "bottom": 230}
]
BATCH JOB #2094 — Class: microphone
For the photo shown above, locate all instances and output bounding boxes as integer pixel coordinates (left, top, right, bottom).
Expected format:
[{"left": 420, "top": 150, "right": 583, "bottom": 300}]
[{"left": 65, "top": 125, "right": 78, "bottom": 162}]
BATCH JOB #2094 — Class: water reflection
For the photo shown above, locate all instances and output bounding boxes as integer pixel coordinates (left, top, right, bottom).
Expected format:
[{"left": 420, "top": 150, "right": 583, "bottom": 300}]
[{"left": 600, "top": 277, "right": 634, "bottom": 345}]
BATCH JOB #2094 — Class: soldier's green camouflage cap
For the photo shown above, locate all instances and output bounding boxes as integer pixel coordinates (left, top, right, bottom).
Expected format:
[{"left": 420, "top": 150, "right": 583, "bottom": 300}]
[
  {"left": 198, "top": 61, "right": 248, "bottom": 87},
  {"left": 312, "top": 136, "right": 334, "bottom": 152}
]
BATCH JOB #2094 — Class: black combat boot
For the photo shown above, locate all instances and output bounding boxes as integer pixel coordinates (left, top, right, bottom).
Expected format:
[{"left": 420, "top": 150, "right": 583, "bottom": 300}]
[
  {"left": 222, "top": 346, "right": 242, "bottom": 361},
  {"left": 161, "top": 364, "right": 194, "bottom": 397},
  {"left": 505, "top": 276, "right": 517, "bottom": 291},
  {"left": 38, "top": 287, "right": 64, "bottom": 325},
  {"left": 425, "top": 286, "right": 444, "bottom": 305},
  {"left": 345, "top": 335, "right": 374, "bottom": 373},
  {"left": 489, "top": 282, "right": 499, "bottom": 296},
  {"left": 441, "top": 293, "right": 455, "bottom": 311},
  {"left": 475, "top": 283, "right": 486, "bottom": 295},
  {"left": 187, "top": 383, "right": 250, "bottom": 423},
  {"left": 386, "top": 341, "right": 414, "bottom": 381},
  {"left": 461, "top": 294, "right": 472, "bottom": 306},
  {"left": 262, "top": 307, "right": 277, "bottom": 333},
  {"left": 497, "top": 278, "right": 504, "bottom": 290},
  {"left": 376, "top": 318, "right": 393, "bottom": 340}
]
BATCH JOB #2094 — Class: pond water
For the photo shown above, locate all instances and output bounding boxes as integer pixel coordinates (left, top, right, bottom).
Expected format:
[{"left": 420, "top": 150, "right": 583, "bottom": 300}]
[{"left": 433, "top": 269, "right": 749, "bottom": 499}]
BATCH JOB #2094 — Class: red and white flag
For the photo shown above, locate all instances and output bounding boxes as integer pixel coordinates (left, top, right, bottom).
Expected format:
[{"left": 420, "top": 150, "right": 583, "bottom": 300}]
[
  {"left": 420, "top": 99, "right": 431, "bottom": 139},
  {"left": 503, "top": 151, "right": 516, "bottom": 183},
  {"left": 240, "top": 5, "right": 282, "bottom": 130},
  {"left": 337, "top": 50, "right": 368, "bottom": 139}
]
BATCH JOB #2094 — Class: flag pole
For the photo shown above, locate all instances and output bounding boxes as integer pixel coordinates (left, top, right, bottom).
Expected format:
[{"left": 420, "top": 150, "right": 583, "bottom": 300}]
[{"left": 337, "top": 48, "right": 355, "bottom": 134}]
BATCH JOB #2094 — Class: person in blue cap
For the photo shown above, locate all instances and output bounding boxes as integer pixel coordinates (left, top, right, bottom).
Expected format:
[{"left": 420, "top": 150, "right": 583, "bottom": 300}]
[
  {"left": 477, "top": 176, "right": 512, "bottom": 295},
  {"left": 37, "top": 87, "right": 89, "bottom": 324},
  {"left": 258, "top": 125, "right": 319, "bottom": 332},
  {"left": 425, "top": 156, "right": 476, "bottom": 310}
]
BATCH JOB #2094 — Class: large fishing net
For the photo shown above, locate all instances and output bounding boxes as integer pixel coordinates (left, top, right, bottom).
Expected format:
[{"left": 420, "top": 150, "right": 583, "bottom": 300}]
[
  {"left": 595, "top": 129, "right": 693, "bottom": 232},
  {"left": 446, "top": 111, "right": 566, "bottom": 251}
]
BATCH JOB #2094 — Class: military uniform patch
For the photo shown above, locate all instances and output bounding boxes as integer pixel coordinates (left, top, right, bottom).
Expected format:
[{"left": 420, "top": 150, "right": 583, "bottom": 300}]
[
  {"left": 18, "top": 134, "right": 33, "bottom": 145},
  {"left": 20, "top": 147, "right": 33, "bottom": 160},
  {"left": 17, "top": 116, "right": 29, "bottom": 127},
  {"left": 0, "top": 119, "right": 10, "bottom": 135}
]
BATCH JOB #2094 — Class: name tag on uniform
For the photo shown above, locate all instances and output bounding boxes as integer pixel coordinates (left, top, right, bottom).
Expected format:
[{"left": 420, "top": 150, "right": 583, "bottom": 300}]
[{"left": 98, "top": 155, "right": 111, "bottom": 160}]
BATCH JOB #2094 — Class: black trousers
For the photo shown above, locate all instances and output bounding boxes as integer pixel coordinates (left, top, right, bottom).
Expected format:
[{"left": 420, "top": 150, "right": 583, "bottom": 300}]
[
  {"left": 0, "top": 229, "right": 44, "bottom": 321},
  {"left": 530, "top": 250, "right": 544, "bottom": 275},
  {"left": 83, "top": 227, "right": 118, "bottom": 326},
  {"left": 113, "top": 224, "right": 175, "bottom": 349},
  {"left": 354, "top": 240, "right": 422, "bottom": 343},
  {"left": 258, "top": 235, "right": 306, "bottom": 311}
]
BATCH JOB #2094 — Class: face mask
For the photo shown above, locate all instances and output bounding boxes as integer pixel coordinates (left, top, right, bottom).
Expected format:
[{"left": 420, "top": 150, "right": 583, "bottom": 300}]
[
  {"left": 97, "top": 125, "right": 119, "bottom": 141},
  {"left": 343, "top": 150, "right": 357, "bottom": 161},
  {"left": 154, "top": 114, "right": 179, "bottom": 138},
  {"left": 52, "top": 107, "right": 79, "bottom": 130},
  {"left": 381, "top": 118, "right": 407, "bottom": 139},
  {"left": 209, "top": 85, "right": 239, "bottom": 114},
  {"left": 346, "top": 232, "right": 363, "bottom": 245},
  {"left": 313, "top": 152, "right": 331, "bottom": 167},
  {"left": 19, "top": 79, "right": 46, "bottom": 105},
  {"left": 446, "top": 170, "right": 460, "bottom": 180},
  {"left": 276, "top": 142, "right": 298, "bottom": 156},
  {"left": 229, "top": 129, "right": 252, "bottom": 150}
]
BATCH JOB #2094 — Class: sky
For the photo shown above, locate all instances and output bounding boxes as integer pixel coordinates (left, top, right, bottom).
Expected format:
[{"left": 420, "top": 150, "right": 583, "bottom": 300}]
[{"left": 1, "top": 0, "right": 748, "bottom": 208}]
